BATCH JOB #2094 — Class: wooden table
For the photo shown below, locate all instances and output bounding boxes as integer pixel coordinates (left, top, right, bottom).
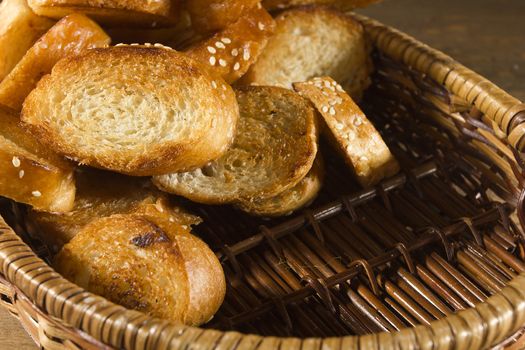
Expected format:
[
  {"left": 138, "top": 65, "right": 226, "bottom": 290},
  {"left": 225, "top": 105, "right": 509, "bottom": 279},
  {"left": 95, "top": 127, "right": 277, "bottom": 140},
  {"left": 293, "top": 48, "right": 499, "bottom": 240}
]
[{"left": 1, "top": 0, "right": 524, "bottom": 348}]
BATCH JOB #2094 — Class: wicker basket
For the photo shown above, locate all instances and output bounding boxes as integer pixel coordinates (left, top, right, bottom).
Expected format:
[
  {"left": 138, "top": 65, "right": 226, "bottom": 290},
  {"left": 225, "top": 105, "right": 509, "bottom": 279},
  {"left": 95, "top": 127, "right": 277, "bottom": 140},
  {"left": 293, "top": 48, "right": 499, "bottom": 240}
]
[{"left": 2, "top": 13, "right": 525, "bottom": 350}]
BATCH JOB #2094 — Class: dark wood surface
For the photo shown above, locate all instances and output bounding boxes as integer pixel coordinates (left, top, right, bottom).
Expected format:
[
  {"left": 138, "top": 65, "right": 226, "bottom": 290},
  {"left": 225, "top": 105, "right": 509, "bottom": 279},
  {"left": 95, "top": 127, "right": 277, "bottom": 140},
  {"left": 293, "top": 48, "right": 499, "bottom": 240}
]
[{"left": 1, "top": 1, "right": 524, "bottom": 349}]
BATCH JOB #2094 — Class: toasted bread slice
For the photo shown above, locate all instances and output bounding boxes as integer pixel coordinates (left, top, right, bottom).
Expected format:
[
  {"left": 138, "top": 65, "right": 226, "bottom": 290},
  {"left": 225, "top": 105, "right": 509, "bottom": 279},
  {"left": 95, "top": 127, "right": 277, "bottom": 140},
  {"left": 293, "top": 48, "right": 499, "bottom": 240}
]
[
  {"left": 294, "top": 77, "right": 399, "bottom": 187},
  {"left": 54, "top": 208, "right": 225, "bottom": 326},
  {"left": 0, "top": 14, "right": 110, "bottom": 111},
  {"left": 28, "top": 170, "right": 200, "bottom": 250},
  {"left": 236, "top": 153, "right": 323, "bottom": 216},
  {"left": 0, "top": 104, "right": 75, "bottom": 212},
  {"left": 27, "top": 0, "right": 177, "bottom": 26},
  {"left": 0, "top": 0, "right": 54, "bottom": 81},
  {"left": 186, "top": 5, "right": 275, "bottom": 83},
  {"left": 263, "top": 0, "right": 381, "bottom": 11},
  {"left": 187, "top": 0, "right": 260, "bottom": 34},
  {"left": 154, "top": 86, "right": 317, "bottom": 204},
  {"left": 21, "top": 46, "right": 238, "bottom": 176},
  {"left": 240, "top": 6, "right": 372, "bottom": 100}
]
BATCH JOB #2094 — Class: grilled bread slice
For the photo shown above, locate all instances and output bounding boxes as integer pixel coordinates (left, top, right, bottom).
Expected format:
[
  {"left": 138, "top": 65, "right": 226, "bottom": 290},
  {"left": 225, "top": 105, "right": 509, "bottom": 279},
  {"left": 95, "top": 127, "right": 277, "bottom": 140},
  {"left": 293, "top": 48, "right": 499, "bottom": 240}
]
[
  {"left": 21, "top": 46, "right": 238, "bottom": 176},
  {"left": 263, "top": 0, "right": 381, "bottom": 11},
  {"left": 0, "top": 0, "right": 54, "bottom": 81},
  {"left": 54, "top": 207, "right": 225, "bottom": 326},
  {"left": 294, "top": 77, "right": 399, "bottom": 187},
  {"left": 0, "top": 14, "right": 110, "bottom": 111},
  {"left": 0, "top": 104, "right": 75, "bottom": 212},
  {"left": 27, "top": 0, "right": 178, "bottom": 26},
  {"left": 240, "top": 6, "right": 372, "bottom": 100},
  {"left": 236, "top": 153, "right": 323, "bottom": 216},
  {"left": 28, "top": 170, "right": 200, "bottom": 250},
  {"left": 154, "top": 86, "right": 318, "bottom": 204},
  {"left": 186, "top": 5, "right": 275, "bottom": 83},
  {"left": 187, "top": 0, "right": 260, "bottom": 34}
]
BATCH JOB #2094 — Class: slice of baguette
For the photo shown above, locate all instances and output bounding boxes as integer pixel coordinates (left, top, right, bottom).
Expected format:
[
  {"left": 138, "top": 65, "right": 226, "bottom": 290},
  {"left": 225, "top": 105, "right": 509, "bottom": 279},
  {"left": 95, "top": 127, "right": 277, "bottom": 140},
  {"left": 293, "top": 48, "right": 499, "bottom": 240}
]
[
  {"left": 0, "top": 14, "right": 110, "bottom": 111},
  {"left": 0, "top": 0, "right": 55, "bottom": 81},
  {"left": 235, "top": 153, "right": 323, "bottom": 216},
  {"left": 294, "top": 77, "right": 399, "bottom": 187},
  {"left": 263, "top": 0, "right": 381, "bottom": 11},
  {"left": 154, "top": 86, "right": 318, "bottom": 204},
  {"left": 54, "top": 207, "right": 225, "bottom": 326},
  {"left": 185, "top": 5, "right": 275, "bottom": 83},
  {"left": 27, "top": 0, "right": 178, "bottom": 26},
  {"left": 0, "top": 104, "right": 75, "bottom": 212},
  {"left": 27, "top": 170, "right": 201, "bottom": 250},
  {"left": 21, "top": 46, "right": 239, "bottom": 176},
  {"left": 186, "top": 0, "right": 260, "bottom": 34},
  {"left": 240, "top": 6, "right": 373, "bottom": 100}
]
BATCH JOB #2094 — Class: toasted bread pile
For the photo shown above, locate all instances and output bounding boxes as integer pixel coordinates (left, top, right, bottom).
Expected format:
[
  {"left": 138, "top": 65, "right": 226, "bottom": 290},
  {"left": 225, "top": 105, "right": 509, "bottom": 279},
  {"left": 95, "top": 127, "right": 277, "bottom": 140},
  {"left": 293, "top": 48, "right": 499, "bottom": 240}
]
[{"left": 0, "top": 0, "right": 395, "bottom": 326}]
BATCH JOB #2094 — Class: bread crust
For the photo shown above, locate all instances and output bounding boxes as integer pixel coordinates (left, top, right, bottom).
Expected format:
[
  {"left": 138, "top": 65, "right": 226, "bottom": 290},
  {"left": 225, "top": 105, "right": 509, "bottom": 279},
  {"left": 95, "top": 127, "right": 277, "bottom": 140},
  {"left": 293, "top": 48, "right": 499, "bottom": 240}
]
[
  {"left": 54, "top": 208, "right": 225, "bottom": 326},
  {"left": 154, "top": 86, "right": 318, "bottom": 204},
  {"left": 263, "top": 0, "right": 381, "bottom": 11},
  {"left": 294, "top": 76, "right": 399, "bottom": 187},
  {"left": 0, "top": 104, "right": 75, "bottom": 213},
  {"left": 0, "top": 0, "right": 55, "bottom": 81},
  {"left": 21, "top": 46, "right": 238, "bottom": 176},
  {"left": 240, "top": 6, "right": 373, "bottom": 100},
  {"left": 0, "top": 14, "right": 110, "bottom": 111},
  {"left": 235, "top": 153, "right": 323, "bottom": 216},
  {"left": 187, "top": 0, "right": 260, "bottom": 34}
]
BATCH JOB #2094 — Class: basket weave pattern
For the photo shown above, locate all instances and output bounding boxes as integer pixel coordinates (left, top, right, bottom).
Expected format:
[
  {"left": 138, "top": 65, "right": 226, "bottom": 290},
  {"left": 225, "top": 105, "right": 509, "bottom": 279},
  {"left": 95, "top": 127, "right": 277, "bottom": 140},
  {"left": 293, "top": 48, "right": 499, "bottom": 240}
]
[{"left": 1, "top": 14, "right": 525, "bottom": 350}]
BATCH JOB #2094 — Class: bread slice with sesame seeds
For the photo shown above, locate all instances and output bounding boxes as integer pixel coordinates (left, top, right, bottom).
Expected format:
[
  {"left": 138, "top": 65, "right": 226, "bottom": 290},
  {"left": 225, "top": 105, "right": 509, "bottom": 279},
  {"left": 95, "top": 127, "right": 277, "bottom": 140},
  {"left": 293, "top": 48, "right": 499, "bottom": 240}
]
[
  {"left": 294, "top": 76, "right": 399, "bottom": 187},
  {"left": 0, "top": 0, "right": 55, "bottom": 82},
  {"left": 28, "top": 169, "right": 201, "bottom": 252},
  {"left": 185, "top": 5, "right": 275, "bottom": 84},
  {"left": 235, "top": 153, "right": 323, "bottom": 216},
  {"left": 21, "top": 46, "right": 239, "bottom": 176},
  {"left": 262, "top": 0, "right": 381, "bottom": 12},
  {"left": 240, "top": 6, "right": 373, "bottom": 101},
  {"left": 0, "top": 104, "right": 75, "bottom": 213},
  {"left": 0, "top": 14, "right": 110, "bottom": 111},
  {"left": 27, "top": 0, "right": 178, "bottom": 27},
  {"left": 154, "top": 85, "right": 318, "bottom": 204}
]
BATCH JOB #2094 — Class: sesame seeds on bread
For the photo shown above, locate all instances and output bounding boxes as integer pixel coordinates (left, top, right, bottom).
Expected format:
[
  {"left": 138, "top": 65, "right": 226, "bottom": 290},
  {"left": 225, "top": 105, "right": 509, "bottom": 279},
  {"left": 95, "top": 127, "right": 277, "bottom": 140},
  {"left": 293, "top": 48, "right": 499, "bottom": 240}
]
[
  {"left": 240, "top": 6, "right": 373, "bottom": 100},
  {"left": 294, "top": 76, "right": 399, "bottom": 187},
  {"left": 154, "top": 86, "right": 318, "bottom": 204},
  {"left": 21, "top": 46, "right": 239, "bottom": 176}
]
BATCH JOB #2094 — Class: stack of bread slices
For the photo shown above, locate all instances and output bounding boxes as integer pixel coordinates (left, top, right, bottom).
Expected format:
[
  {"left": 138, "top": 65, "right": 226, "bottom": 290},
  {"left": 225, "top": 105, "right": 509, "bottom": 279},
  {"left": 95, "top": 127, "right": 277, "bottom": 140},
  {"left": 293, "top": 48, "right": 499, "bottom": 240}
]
[{"left": 0, "top": 0, "right": 398, "bottom": 327}]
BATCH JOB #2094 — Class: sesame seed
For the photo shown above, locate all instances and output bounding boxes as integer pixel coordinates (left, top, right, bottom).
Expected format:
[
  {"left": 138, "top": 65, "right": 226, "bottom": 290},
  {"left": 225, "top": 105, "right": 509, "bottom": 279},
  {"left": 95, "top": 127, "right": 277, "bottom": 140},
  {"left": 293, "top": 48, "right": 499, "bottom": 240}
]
[
  {"left": 233, "top": 62, "right": 240, "bottom": 71},
  {"left": 221, "top": 37, "right": 231, "bottom": 44},
  {"left": 207, "top": 46, "right": 216, "bottom": 53},
  {"left": 336, "top": 85, "right": 344, "bottom": 92},
  {"left": 18, "top": 170, "right": 24, "bottom": 179},
  {"left": 257, "top": 2, "right": 262, "bottom": 8},
  {"left": 321, "top": 106, "right": 329, "bottom": 113},
  {"left": 331, "top": 80, "right": 337, "bottom": 86},
  {"left": 222, "top": 85, "right": 227, "bottom": 90},
  {"left": 130, "top": 43, "right": 139, "bottom": 46},
  {"left": 209, "top": 56, "right": 216, "bottom": 65},
  {"left": 231, "top": 48, "right": 239, "bottom": 57},
  {"left": 211, "top": 81, "right": 217, "bottom": 89},
  {"left": 215, "top": 41, "right": 225, "bottom": 49},
  {"left": 329, "top": 99, "right": 336, "bottom": 105},
  {"left": 322, "top": 91, "right": 329, "bottom": 96},
  {"left": 115, "top": 43, "right": 125, "bottom": 47},
  {"left": 335, "top": 123, "right": 344, "bottom": 130},
  {"left": 324, "top": 81, "right": 331, "bottom": 88},
  {"left": 219, "top": 59, "right": 227, "bottom": 67},
  {"left": 258, "top": 22, "right": 265, "bottom": 30},
  {"left": 348, "top": 132, "right": 356, "bottom": 141},
  {"left": 144, "top": 42, "right": 152, "bottom": 46},
  {"left": 354, "top": 117, "right": 362, "bottom": 126},
  {"left": 243, "top": 49, "right": 250, "bottom": 61},
  {"left": 360, "top": 156, "right": 368, "bottom": 162},
  {"left": 12, "top": 156, "right": 20, "bottom": 167},
  {"left": 32, "top": 191, "right": 41, "bottom": 197},
  {"left": 329, "top": 107, "right": 336, "bottom": 115}
]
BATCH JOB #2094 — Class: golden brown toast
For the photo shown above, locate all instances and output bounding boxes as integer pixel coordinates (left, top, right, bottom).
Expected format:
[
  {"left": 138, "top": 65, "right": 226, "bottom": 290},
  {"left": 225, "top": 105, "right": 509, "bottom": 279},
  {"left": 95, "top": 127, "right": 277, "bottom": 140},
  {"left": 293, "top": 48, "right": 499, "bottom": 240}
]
[
  {"left": 0, "top": 0, "right": 54, "bottom": 81},
  {"left": 0, "top": 13, "right": 110, "bottom": 111},
  {"left": 186, "top": 0, "right": 260, "bottom": 34},
  {"left": 294, "top": 76, "right": 399, "bottom": 187},
  {"left": 0, "top": 104, "right": 75, "bottom": 212},
  {"left": 263, "top": 0, "right": 381, "bottom": 11}
]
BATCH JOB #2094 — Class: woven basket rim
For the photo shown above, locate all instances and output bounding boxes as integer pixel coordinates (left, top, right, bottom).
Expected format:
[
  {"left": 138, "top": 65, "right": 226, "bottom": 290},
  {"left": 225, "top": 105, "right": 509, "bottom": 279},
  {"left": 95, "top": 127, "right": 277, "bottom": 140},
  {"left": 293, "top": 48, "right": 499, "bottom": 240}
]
[{"left": 1, "top": 13, "right": 525, "bottom": 350}]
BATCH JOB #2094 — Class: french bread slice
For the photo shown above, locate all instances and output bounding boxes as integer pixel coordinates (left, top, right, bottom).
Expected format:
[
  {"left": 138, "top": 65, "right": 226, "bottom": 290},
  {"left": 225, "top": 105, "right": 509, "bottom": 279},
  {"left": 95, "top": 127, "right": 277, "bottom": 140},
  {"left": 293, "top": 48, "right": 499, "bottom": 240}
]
[
  {"left": 27, "top": 170, "right": 200, "bottom": 250},
  {"left": 27, "top": 0, "right": 178, "bottom": 26},
  {"left": 0, "top": 0, "right": 54, "bottom": 81},
  {"left": 154, "top": 86, "right": 318, "bottom": 204},
  {"left": 54, "top": 206, "right": 225, "bottom": 326},
  {"left": 0, "top": 104, "right": 75, "bottom": 212},
  {"left": 294, "top": 77, "right": 399, "bottom": 187},
  {"left": 239, "top": 6, "right": 373, "bottom": 100},
  {"left": 21, "top": 46, "right": 239, "bottom": 176},
  {"left": 263, "top": 0, "right": 381, "bottom": 11},
  {"left": 0, "top": 14, "right": 110, "bottom": 111},
  {"left": 235, "top": 153, "right": 323, "bottom": 216},
  {"left": 185, "top": 5, "right": 275, "bottom": 83},
  {"left": 186, "top": 0, "right": 260, "bottom": 34}
]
